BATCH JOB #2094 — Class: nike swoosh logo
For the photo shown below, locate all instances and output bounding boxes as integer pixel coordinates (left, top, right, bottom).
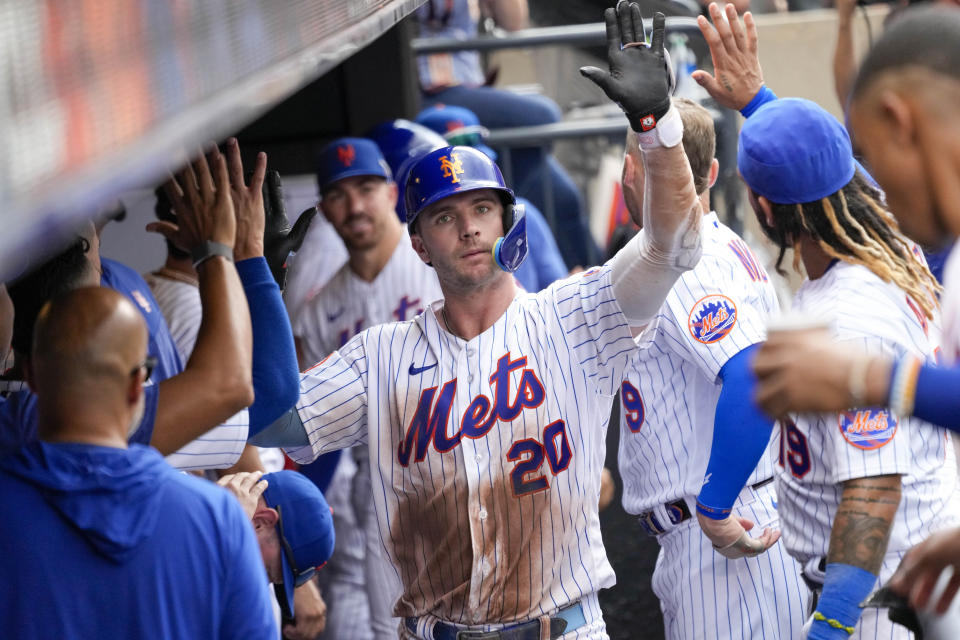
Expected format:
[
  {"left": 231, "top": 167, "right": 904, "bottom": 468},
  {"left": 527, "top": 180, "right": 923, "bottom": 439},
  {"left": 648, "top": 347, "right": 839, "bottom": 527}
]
[
  {"left": 408, "top": 362, "right": 437, "bottom": 375},
  {"left": 327, "top": 309, "right": 345, "bottom": 322}
]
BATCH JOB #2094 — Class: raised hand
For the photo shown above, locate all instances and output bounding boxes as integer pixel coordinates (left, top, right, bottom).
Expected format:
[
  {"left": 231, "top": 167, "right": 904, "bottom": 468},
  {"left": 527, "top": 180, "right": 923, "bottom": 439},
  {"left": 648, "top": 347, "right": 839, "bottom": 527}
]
[
  {"left": 224, "top": 137, "right": 268, "bottom": 262},
  {"left": 149, "top": 146, "right": 237, "bottom": 254},
  {"left": 691, "top": 3, "right": 764, "bottom": 111},
  {"left": 580, "top": 1, "right": 674, "bottom": 131}
]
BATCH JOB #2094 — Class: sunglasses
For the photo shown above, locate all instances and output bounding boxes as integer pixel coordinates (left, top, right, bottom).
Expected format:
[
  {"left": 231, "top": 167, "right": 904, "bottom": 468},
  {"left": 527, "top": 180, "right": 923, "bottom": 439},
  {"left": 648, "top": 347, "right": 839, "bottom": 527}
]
[
  {"left": 275, "top": 504, "right": 317, "bottom": 587},
  {"left": 130, "top": 356, "right": 158, "bottom": 383}
]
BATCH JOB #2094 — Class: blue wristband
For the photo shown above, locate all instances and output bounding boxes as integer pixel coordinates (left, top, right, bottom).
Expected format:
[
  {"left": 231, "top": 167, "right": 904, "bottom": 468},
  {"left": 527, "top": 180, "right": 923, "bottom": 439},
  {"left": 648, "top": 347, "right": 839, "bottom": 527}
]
[
  {"left": 910, "top": 362, "right": 960, "bottom": 430},
  {"left": 809, "top": 563, "right": 877, "bottom": 639},
  {"left": 740, "top": 86, "right": 778, "bottom": 118}
]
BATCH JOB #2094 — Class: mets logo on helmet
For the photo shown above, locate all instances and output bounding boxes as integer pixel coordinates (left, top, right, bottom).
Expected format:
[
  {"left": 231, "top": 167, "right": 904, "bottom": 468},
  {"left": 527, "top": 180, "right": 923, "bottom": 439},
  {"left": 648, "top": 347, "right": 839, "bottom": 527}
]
[
  {"left": 439, "top": 153, "right": 464, "bottom": 184},
  {"left": 688, "top": 294, "right": 737, "bottom": 344},
  {"left": 838, "top": 409, "right": 898, "bottom": 450},
  {"left": 337, "top": 144, "right": 355, "bottom": 167}
]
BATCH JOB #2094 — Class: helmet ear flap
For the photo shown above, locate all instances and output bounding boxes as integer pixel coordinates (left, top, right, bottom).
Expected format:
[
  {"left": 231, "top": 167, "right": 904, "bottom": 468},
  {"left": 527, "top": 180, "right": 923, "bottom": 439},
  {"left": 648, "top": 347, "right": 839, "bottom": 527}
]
[{"left": 493, "top": 203, "right": 528, "bottom": 273}]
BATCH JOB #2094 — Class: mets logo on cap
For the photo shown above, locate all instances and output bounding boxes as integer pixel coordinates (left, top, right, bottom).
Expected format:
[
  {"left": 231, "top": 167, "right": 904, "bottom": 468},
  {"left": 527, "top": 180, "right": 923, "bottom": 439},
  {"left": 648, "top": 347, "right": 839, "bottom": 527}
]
[
  {"left": 439, "top": 153, "right": 464, "bottom": 184},
  {"left": 839, "top": 409, "right": 898, "bottom": 450},
  {"left": 688, "top": 295, "right": 737, "bottom": 344},
  {"left": 337, "top": 144, "right": 355, "bottom": 167}
]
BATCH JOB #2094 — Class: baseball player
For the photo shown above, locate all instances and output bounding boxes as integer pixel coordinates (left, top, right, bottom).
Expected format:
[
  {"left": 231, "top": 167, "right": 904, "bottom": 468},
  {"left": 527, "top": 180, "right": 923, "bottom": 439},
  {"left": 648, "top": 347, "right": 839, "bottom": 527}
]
[
  {"left": 740, "top": 100, "right": 957, "bottom": 640},
  {"left": 258, "top": 6, "right": 703, "bottom": 637},
  {"left": 615, "top": 96, "right": 806, "bottom": 639},
  {"left": 687, "top": 7, "right": 959, "bottom": 638},
  {"left": 294, "top": 137, "right": 440, "bottom": 640},
  {"left": 729, "top": 6, "right": 960, "bottom": 619}
]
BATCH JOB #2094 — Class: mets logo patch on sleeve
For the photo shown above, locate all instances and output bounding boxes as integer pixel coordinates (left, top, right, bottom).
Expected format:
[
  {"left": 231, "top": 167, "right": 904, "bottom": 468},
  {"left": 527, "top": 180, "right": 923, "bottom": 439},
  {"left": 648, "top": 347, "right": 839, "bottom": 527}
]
[
  {"left": 838, "top": 409, "right": 898, "bottom": 450},
  {"left": 688, "top": 295, "right": 737, "bottom": 344}
]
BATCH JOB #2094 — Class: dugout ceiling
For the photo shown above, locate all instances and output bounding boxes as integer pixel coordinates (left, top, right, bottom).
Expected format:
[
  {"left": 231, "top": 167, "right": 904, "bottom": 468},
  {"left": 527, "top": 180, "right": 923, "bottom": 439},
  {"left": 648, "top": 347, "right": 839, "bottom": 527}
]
[{"left": 0, "top": 0, "right": 424, "bottom": 282}]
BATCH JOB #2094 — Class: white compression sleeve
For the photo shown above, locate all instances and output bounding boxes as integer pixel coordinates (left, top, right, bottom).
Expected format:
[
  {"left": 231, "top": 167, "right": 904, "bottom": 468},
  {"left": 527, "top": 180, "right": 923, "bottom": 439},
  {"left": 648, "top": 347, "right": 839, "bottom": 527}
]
[{"left": 610, "top": 220, "right": 702, "bottom": 327}]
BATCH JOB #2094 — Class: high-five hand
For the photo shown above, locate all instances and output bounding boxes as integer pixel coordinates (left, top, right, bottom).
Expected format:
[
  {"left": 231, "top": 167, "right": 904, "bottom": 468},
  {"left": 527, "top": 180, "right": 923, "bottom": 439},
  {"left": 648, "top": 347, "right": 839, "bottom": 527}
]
[{"left": 580, "top": 1, "right": 674, "bottom": 132}]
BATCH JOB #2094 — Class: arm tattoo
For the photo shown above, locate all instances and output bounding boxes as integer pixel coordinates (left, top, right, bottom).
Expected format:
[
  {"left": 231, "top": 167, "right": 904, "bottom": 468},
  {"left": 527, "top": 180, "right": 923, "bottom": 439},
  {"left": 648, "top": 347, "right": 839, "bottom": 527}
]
[{"left": 827, "top": 475, "right": 901, "bottom": 574}]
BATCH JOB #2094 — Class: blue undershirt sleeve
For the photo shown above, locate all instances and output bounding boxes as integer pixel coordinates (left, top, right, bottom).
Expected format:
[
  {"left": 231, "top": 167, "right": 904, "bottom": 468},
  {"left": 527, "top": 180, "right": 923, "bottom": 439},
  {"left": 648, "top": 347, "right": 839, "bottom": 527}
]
[
  {"left": 297, "top": 450, "right": 344, "bottom": 495},
  {"left": 739, "top": 86, "right": 777, "bottom": 118},
  {"left": 906, "top": 362, "right": 960, "bottom": 432},
  {"left": 696, "top": 344, "right": 776, "bottom": 519},
  {"left": 236, "top": 257, "right": 300, "bottom": 435}
]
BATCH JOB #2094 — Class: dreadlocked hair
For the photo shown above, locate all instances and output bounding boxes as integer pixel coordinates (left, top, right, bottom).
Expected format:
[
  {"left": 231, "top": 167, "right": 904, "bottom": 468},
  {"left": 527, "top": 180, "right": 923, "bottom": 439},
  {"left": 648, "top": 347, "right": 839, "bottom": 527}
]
[{"left": 759, "top": 170, "right": 941, "bottom": 320}]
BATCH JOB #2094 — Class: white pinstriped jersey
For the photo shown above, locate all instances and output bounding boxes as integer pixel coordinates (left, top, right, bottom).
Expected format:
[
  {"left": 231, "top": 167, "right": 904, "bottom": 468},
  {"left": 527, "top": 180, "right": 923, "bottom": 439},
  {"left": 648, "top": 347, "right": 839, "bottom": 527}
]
[
  {"left": 941, "top": 240, "right": 960, "bottom": 364},
  {"left": 619, "top": 214, "right": 780, "bottom": 514},
  {"left": 143, "top": 273, "right": 202, "bottom": 364},
  {"left": 285, "top": 265, "right": 636, "bottom": 629},
  {"left": 164, "top": 409, "right": 249, "bottom": 471},
  {"left": 144, "top": 271, "right": 248, "bottom": 472},
  {"left": 777, "top": 260, "right": 959, "bottom": 573},
  {"left": 293, "top": 234, "right": 442, "bottom": 367}
]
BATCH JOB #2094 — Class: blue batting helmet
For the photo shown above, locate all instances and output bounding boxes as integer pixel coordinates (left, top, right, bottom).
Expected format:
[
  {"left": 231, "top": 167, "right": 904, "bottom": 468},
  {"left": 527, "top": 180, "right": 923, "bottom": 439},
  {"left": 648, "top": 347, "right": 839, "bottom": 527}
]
[
  {"left": 368, "top": 120, "right": 448, "bottom": 222},
  {"left": 367, "top": 119, "right": 449, "bottom": 178},
  {"left": 404, "top": 146, "right": 527, "bottom": 272}
]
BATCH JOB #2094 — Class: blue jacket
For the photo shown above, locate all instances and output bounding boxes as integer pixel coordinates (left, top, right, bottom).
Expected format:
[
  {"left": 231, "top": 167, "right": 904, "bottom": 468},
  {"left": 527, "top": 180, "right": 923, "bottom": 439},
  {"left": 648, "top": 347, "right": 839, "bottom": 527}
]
[{"left": 0, "top": 442, "right": 277, "bottom": 639}]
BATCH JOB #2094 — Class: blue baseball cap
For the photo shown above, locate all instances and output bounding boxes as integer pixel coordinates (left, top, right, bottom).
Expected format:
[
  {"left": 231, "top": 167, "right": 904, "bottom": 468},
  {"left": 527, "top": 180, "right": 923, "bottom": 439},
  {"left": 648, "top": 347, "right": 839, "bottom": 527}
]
[
  {"left": 261, "top": 471, "right": 335, "bottom": 619},
  {"left": 737, "top": 98, "right": 856, "bottom": 204},
  {"left": 416, "top": 104, "right": 498, "bottom": 161},
  {"left": 316, "top": 137, "right": 391, "bottom": 193}
]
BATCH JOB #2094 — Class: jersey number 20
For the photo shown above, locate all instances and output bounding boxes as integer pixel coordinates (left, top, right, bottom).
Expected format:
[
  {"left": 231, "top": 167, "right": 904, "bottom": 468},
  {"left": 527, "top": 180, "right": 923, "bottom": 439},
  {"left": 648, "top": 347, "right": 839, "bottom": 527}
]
[{"left": 507, "top": 420, "right": 572, "bottom": 497}]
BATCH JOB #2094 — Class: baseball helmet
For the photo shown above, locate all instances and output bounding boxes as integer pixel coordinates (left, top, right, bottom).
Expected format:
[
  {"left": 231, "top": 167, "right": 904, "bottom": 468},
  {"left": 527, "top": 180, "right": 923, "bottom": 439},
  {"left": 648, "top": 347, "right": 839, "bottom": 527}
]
[
  {"left": 367, "top": 119, "right": 449, "bottom": 178},
  {"left": 368, "top": 120, "right": 449, "bottom": 222},
  {"left": 404, "top": 145, "right": 527, "bottom": 272},
  {"left": 315, "top": 137, "right": 391, "bottom": 193},
  {"left": 415, "top": 104, "right": 497, "bottom": 161}
]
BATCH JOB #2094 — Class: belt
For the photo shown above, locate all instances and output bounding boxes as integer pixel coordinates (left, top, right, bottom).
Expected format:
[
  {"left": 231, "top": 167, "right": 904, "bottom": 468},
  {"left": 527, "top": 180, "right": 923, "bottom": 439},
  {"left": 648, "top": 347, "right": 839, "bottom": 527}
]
[
  {"left": 752, "top": 477, "right": 774, "bottom": 491},
  {"left": 639, "top": 477, "right": 774, "bottom": 537},
  {"left": 638, "top": 497, "right": 692, "bottom": 536},
  {"left": 404, "top": 601, "right": 586, "bottom": 640}
]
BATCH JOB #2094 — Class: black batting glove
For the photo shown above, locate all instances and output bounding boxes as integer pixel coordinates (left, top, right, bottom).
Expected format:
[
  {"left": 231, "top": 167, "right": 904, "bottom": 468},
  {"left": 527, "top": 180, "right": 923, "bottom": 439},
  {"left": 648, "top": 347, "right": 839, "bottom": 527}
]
[
  {"left": 259, "top": 170, "right": 317, "bottom": 290},
  {"left": 580, "top": 2, "right": 673, "bottom": 132}
]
